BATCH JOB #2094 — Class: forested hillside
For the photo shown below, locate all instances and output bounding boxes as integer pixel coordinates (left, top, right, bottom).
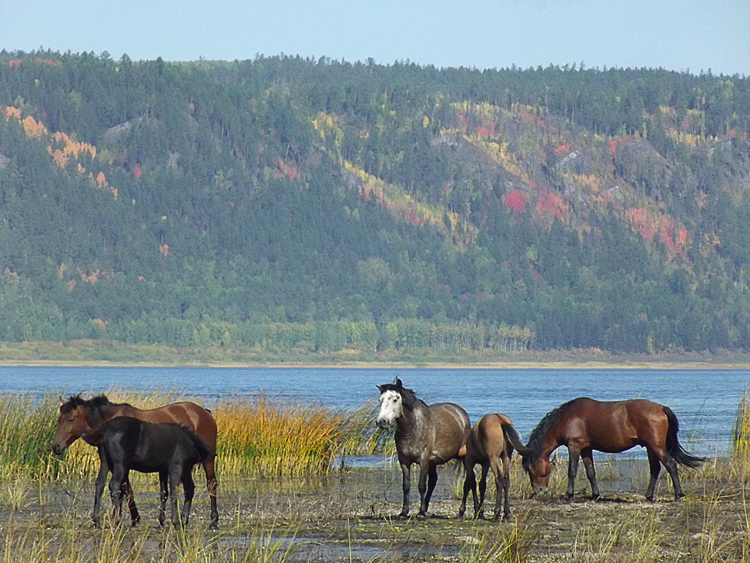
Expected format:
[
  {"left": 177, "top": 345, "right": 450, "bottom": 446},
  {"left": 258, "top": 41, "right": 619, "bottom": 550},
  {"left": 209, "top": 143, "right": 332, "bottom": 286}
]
[{"left": 1, "top": 51, "right": 749, "bottom": 355}]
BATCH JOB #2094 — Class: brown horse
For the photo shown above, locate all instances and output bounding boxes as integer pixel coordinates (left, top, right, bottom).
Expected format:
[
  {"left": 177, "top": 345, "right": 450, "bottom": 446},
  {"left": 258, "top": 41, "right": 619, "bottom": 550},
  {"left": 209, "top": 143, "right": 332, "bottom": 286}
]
[
  {"left": 458, "top": 413, "right": 531, "bottom": 521},
  {"left": 376, "top": 377, "right": 471, "bottom": 519},
  {"left": 521, "top": 397, "right": 704, "bottom": 501},
  {"left": 51, "top": 394, "right": 219, "bottom": 528}
]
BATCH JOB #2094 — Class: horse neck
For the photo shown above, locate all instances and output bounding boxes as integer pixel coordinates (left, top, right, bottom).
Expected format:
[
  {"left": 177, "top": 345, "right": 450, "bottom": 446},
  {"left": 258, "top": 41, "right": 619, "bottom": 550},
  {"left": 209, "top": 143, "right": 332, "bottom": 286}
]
[
  {"left": 96, "top": 403, "right": 133, "bottom": 424},
  {"left": 539, "top": 427, "right": 559, "bottom": 459},
  {"left": 76, "top": 403, "right": 133, "bottom": 446},
  {"left": 395, "top": 401, "right": 427, "bottom": 436}
]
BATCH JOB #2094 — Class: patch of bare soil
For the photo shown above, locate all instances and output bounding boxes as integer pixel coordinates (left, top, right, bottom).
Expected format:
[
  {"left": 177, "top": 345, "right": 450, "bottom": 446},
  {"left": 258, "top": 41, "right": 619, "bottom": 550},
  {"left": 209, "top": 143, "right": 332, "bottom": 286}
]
[{"left": 1, "top": 457, "right": 748, "bottom": 562}]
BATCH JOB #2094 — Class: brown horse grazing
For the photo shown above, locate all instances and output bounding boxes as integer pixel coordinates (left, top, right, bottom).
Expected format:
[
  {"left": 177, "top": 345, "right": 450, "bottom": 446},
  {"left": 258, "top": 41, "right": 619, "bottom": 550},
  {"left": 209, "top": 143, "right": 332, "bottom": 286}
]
[
  {"left": 458, "top": 413, "right": 532, "bottom": 522},
  {"left": 376, "top": 377, "right": 471, "bottom": 519},
  {"left": 51, "top": 394, "right": 219, "bottom": 528},
  {"left": 521, "top": 397, "right": 704, "bottom": 501}
]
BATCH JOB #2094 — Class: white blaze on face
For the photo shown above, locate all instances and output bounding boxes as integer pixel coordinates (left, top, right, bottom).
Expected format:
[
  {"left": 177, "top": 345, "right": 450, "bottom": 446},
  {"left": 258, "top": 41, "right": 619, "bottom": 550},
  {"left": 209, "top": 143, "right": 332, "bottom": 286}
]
[{"left": 376, "top": 389, "right": 403, "bottom": 427}]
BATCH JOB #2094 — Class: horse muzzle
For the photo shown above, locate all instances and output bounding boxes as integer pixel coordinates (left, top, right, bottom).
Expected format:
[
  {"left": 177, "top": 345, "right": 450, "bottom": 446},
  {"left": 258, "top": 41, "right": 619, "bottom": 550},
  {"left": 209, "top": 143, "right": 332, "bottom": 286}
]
[
  {"left": 532, "top": 484, "right": 548, "bottom": 496},
  {"left": 376, "top": 417, "right": 392, "bottom": 430},
  {"left": 50, "top": 441, "right": 66, "bottom": 456}
]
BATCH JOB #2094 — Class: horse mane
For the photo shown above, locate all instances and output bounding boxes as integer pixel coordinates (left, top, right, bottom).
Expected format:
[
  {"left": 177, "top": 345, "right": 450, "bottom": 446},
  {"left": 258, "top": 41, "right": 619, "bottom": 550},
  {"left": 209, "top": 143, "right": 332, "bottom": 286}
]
[
  {"left": 523, "top": 398, "right": 582, "bottom": 465},
  {"left": 398, "top": 385, "right": 427, "bottom": 411},
  {"left": 378, "top": 380, "right": 427, "bottom": 411},
  {"left": 61, "top": 394, "right": 129, "bottom": 424}
]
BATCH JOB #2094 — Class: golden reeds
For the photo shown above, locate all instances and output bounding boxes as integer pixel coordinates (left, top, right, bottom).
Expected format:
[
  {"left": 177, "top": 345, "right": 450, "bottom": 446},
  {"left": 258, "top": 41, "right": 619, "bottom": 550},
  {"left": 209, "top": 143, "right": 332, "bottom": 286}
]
[
  {"left": 216, "top": 394, "right": 352, "bottom": 477},
  {"left": 0, "top": 390, "right": 378, "bottom": 480},
  {"left": 733, "top": 390, "right": 750, "bottom": 457}
]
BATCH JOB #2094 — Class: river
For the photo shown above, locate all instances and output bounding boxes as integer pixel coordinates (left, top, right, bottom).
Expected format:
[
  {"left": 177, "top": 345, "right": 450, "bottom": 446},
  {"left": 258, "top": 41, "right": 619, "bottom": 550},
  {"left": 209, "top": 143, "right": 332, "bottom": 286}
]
[{"left": 1, "top": 365, "right": 747, "bottom": 456}]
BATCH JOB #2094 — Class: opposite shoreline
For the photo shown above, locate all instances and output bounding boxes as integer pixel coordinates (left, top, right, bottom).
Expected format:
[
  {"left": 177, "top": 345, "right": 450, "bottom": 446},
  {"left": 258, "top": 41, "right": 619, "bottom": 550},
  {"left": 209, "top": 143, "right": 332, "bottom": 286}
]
[{"left": 1, "top": 340, "right": 749, "bottom": 370}]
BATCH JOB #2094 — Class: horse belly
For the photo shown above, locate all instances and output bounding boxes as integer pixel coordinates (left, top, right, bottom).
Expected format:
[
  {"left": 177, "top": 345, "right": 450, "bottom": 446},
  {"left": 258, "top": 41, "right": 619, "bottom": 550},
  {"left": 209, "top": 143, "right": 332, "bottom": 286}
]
[{"left": 587, "top": 426, "right": 640, "bottom": 453}]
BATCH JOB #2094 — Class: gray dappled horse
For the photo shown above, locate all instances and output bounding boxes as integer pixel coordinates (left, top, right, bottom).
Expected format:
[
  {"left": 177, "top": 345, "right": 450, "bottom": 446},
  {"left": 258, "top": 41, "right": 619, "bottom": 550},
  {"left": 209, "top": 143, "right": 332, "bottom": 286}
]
[{"left": 376, "top": 377, "right": 471, "bottom": 519}]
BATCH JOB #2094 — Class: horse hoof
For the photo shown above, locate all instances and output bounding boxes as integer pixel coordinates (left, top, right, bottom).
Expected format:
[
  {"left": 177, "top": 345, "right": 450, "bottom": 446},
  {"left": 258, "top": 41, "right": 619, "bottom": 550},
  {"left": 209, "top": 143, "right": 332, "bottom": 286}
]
[
  {"left": 591, "top": 494, "right": 600, "bottom": 501},
  {"left": 416, "top": 512, "right": 428, "bottom": 521},
  {"left": 395, "top": 513, "right": 409, "bottom": 521}
]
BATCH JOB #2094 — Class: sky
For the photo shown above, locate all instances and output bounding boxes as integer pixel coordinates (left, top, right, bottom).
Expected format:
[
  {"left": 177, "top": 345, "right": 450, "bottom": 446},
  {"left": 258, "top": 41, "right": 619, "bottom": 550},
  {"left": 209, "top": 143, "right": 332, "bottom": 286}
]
[{"left": 2, "top": 0, "right": 749, "bottom": 76}]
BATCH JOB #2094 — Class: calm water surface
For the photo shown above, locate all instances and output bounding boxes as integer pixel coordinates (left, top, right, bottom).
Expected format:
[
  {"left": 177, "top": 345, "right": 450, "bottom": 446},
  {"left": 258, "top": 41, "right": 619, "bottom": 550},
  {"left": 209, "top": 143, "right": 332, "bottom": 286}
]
[{"left": 1, "top": 365, "right": 748, "bottom": 456}]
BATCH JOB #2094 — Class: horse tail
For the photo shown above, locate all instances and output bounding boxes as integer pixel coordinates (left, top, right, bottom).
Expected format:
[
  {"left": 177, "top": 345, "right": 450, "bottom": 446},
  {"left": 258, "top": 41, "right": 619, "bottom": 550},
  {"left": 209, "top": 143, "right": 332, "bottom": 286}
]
[
  {"left": 501, "top": 422, "right": 533, "bottom": 457},
  {"left": 663, "top": 406, "right": 704, "bottom": 468},
  {"left": 182, "top": 426, "right": 216, "bottom": 462}
]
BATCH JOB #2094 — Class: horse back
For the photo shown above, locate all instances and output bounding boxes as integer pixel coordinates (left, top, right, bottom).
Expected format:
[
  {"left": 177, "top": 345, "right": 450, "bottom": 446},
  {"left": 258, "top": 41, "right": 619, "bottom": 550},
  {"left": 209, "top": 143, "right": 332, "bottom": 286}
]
[
  {"left": 469, "top": 413, "right": 513, "bottom": 460},
  {"left": 427, "top": 402, "right": 471, "bottom": 461},
  {"left": 101, "top": 417, "right": 211, "bottom": 474},
  {"left": 560, "top": 398, "right": 668, "bottom": 452},
  {"left": 119, "top": 402, "right": 217, "bottom": 452}
]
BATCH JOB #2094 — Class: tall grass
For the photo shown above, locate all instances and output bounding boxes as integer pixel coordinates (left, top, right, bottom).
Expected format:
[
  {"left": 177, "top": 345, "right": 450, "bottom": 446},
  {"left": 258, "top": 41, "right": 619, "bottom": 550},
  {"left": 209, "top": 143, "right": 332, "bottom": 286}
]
[
  {"left": 0, "top": 504, "right": 295, "bottom": 562},
  {"left": 0, "top": 391, "right": 378, "bottom": 480},
  {"left": 734, "top": 390, "right": 750, "bottom": 456},
  {"left": 0, "top": 394, "right": 59, "bottom": 479},
  {"left": 216, "top": 394, "right": 354, "bottom": 476}
]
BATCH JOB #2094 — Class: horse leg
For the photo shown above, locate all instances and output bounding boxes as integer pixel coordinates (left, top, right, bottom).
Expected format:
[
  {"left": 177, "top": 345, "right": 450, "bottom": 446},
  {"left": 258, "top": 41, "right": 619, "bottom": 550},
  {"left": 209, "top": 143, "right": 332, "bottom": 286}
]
[
  {"left": 122, "top": 477, "right": 140, "bottom": 526},
  {"left": 493, "top": 453, "right": 511, "bottom": 522},
  {"left": 158, "top": 471, "right": 168, "bottom": 527},
  {"left": 458, "top": 457, "right": 476, "bottom": 519},
  {"left": 419, "top": 462, "right": 438, "bottom": 518},
  {"left": 565, "top": 448, "right": 580, "bottom": 500},
  {"left": 203, "top": 457, "right": 219, "bottom": 529},
  {"left": 181, "top": 470, "right": 196, "bottom": 527},
  {"left": 488, "top": 455, "right": 504, "bottom": 521},
  {"left": 645, "top": 449, "right": 662, "bottom": 501},
  {"left": 397, "top": 462, "right": 411, "bottom": 519},
  {"left": 662, "top": 453, "right": 685, "bottom": 501},
  {"left": 92, "top": 448, "right": 109, "bottom": 528},
  {"left": 109, "top": 468, "right": 128, "bottom": 526},
  {"left": 169, "top": 469, "right": 181, "bottom": 528},
  {"left": 581, "top": 448, "right": 600, "bottom": 500},
  {"left": 477, "top": 463, "right": 489, "bottom": 519}
]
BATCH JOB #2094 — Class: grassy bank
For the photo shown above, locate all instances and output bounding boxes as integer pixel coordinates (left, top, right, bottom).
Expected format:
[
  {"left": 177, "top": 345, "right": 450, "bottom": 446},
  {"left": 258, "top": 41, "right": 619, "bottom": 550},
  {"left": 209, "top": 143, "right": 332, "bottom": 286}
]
[
  {"left": 1, "top": 393, "right": 750, "bottom": 560},
  {"left": 0, "top": 391, "right": 384, "bottom": 480},
  {"left": 1, "top": 455, "right": 750, "bottom": 562},
  {"left": 1, "top": 340, "right": 749, "bottom": 369}
]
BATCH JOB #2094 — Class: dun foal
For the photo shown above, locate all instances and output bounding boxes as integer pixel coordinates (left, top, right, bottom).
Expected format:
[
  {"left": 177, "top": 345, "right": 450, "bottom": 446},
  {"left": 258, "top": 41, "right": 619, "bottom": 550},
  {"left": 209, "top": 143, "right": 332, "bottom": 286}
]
[{"left": 459, "top": 413, "right": 531, "bottom": 521}]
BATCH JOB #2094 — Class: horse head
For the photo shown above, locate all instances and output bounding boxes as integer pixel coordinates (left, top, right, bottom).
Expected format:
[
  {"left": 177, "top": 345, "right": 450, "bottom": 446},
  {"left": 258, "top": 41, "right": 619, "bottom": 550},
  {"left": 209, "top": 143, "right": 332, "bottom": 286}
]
[
  {"left": 51, "top": 395, "right": 96, "bottom": 455},
  {"left": 376, "top": 377, "right": 407, "bottom": 428},
  {"left": 522, "top": 453, "right": 551, "bottom": 495}
]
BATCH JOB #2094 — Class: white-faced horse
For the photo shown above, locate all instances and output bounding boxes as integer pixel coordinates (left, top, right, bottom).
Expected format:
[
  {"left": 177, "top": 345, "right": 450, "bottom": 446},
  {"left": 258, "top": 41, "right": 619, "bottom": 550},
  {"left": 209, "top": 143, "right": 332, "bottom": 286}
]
[{"left": 376, "top": 377, "right": 471, "bottom": 519}]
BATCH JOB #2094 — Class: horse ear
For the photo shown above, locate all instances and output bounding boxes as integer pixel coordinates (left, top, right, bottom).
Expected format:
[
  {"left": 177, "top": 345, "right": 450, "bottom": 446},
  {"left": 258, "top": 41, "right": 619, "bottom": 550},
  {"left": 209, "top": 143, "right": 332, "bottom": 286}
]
[
  {"left": 376, "top": 384, "right": 386, "bottom": 394},
  {"left": 59, "top": 396, "right": 65, "bottom": 406},
  {"left": 394, "top": 377, "right": 403, "bottom": 388}
]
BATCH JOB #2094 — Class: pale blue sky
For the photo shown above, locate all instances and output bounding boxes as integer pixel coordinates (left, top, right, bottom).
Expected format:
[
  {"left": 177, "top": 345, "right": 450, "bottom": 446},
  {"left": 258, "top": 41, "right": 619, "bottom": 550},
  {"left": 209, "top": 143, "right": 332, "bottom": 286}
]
[{"left": 2, "top": 0, "right": 748, "bottom": 75}]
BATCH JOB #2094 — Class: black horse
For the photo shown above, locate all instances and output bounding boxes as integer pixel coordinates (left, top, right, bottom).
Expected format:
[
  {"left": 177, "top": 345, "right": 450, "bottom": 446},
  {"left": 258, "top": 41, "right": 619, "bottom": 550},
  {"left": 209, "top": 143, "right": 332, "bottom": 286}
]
[
  {"left": 86, "top": 416, "right": 214, "bottom": 528},
  {"left": 376, "top": 377, "right": 471, "bottom": 519},
  {"left": 52, "top": 394, "right": 219, "bottom": 528}
]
